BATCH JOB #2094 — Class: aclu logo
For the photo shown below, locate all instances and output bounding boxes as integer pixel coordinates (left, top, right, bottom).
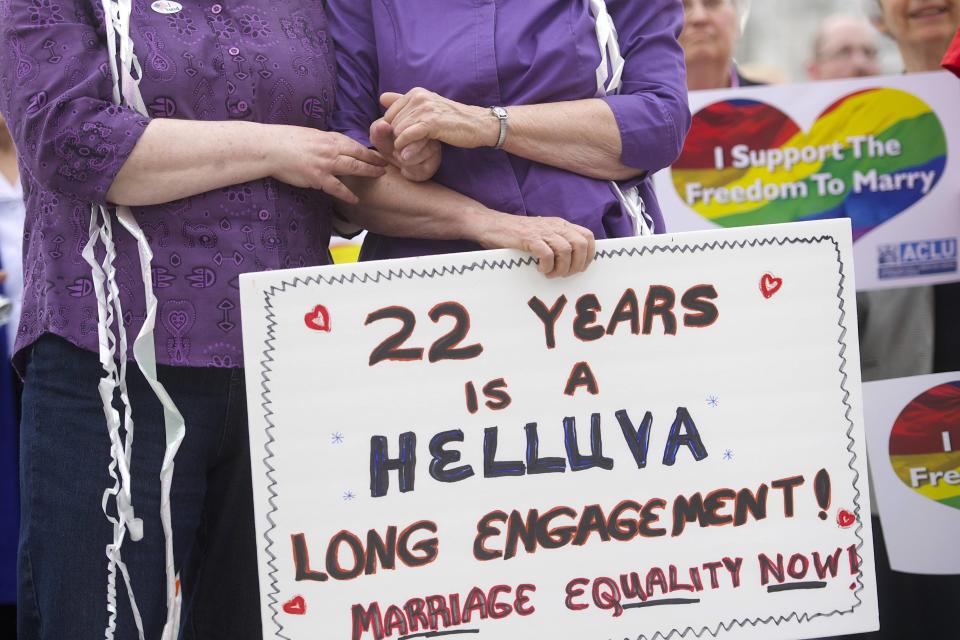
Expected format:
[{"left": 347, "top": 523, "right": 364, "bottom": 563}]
[{"left": 878, "top": 237, "right": 958, "bottom": 280}]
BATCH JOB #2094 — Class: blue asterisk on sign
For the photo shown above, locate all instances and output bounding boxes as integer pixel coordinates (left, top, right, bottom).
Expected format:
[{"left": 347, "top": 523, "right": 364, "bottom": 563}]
[
  {"left": 706, "top": 395, "right": 719, "bottom": 408},
  {"left": 723, "top": 449, "right": 734, "bottom": 460},
  {"left": 343, "top": 491, "right": 355, "bottom": 501},
  {"left": 331, "top": 432, "right": 344, "bottom": 444}
]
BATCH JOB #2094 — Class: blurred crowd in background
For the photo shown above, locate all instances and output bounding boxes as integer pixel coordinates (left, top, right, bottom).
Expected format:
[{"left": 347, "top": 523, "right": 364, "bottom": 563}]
[
  {"left": 689, "top": 0, "right": 956, "bottom": 87},
  {"left": 741, "top": 0, "right": 900, "bottom": 81}
]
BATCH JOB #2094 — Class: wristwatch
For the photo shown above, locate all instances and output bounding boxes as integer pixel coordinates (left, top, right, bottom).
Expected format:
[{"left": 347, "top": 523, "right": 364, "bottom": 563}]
[{"left": 489, "top": 106, "right": 508, "bottom": 149}]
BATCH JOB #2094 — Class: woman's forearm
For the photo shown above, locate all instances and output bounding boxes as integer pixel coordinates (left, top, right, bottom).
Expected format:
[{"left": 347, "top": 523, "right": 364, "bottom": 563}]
[
  {"left": 338, "top": 167, "right": 595, "bottom": 277},
  {"left": 106, "top": 119, "right": 276, "bottom": 206},
  {"left": 106, "top": 119, "right": 386, "bottom": 207},
  {"left": 383, "top": 90, "right": 643, "bottom": 182},
  {"left": 339, "top": 168, "right": 499, "bottom": 242},
  {"left": 500, "top": 99, "right": 641, "bottom": 181}
]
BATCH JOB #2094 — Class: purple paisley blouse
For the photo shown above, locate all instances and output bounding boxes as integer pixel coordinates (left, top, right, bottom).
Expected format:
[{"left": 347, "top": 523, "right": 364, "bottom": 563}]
[{"left": 0, "top": 0, "right": 337, "bottom": 370}]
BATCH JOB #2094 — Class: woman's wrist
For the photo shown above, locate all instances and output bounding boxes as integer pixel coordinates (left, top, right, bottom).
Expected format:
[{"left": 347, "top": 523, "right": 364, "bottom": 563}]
[
  {"left": 260, "top": 123, "right": 298, "bottom": 181},
  {"left": 470, "top": 105, "right": 501, "bottom": 148},
  {"left": 202, "top": 120, "right": 282, "bottom": 182},
  {"left": 463, "top": 206, "right": 519, "bottom": 249}
]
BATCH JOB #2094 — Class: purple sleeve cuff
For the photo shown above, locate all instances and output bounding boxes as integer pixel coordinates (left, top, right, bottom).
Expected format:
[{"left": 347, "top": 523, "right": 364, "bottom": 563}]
[
  {"left": 0, "top": 7, "right": 152, "bottom": 205},
  {"left": 38, "top": 101, "right": 151, "bottom": 205},
  {"left": 601, "top": 0, "right": 692, "bottom": 174},
  {"left": 602, "top": 92, "right": 686, "bottom": 173}
]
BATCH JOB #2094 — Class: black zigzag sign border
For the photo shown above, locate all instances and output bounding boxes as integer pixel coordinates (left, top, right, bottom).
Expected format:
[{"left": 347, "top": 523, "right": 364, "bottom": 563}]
[{"left": 255, "top": 234, "right": 865, "bottom": 640}]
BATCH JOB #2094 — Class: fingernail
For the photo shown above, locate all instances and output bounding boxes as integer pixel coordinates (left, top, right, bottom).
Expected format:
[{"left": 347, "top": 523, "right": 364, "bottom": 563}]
[{"left": 400, "top": 149, "right": 411, "bottom": 161}]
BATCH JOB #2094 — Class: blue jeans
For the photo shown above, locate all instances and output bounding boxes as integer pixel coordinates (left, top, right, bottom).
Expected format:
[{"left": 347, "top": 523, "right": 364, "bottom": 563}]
[{"left": 18, "top": 335, "right": 262, "bottom": 639}]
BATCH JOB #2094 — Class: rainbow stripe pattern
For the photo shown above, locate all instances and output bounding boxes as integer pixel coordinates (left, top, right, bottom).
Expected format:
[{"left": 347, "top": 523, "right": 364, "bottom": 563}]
[
  {"left": 672, "top": 88, "right": 947, "bottom": 240},
  {"left": 890, "top": 381, "right": 960, "bottom": 511}
]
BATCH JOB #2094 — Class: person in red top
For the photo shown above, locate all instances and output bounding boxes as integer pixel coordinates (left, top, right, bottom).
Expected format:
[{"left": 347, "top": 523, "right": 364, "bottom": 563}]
[{"left": 944, "top": 27, "right": 960, "bottom": 74}]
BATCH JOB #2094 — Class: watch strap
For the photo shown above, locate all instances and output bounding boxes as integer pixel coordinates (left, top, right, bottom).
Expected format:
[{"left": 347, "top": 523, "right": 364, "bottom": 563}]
[{"left": 489, "top": 106, "right": 508, "bottom": 149}]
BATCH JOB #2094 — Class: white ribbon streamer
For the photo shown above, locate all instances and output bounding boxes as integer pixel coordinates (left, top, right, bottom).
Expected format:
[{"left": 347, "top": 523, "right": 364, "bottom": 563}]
[
  {"left": 89, "top": 0, "right": 186, "bottom": 638},
  {"left": 588, "top": 0, "right": 654, "bottom": 237},
  {"left": 589, "top": 0, "right": 625, "bottom": 98}
]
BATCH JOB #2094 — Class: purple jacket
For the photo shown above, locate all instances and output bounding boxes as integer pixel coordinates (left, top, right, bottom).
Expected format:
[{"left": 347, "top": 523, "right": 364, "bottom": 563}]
[
  {"left": 327, "top": 0, "right": 690, "bottom": 261},
  {"left": 0, "top": 0, "right": 337, "bottom": 369}
]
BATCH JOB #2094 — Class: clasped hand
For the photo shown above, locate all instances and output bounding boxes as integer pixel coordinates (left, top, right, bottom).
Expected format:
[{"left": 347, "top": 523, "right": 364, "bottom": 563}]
[
  {"left": 369, "top": 88, "right": 499, "bottom": 182},
  {"left": 270, "top": 126, "right": 388, "bottom": 204}
]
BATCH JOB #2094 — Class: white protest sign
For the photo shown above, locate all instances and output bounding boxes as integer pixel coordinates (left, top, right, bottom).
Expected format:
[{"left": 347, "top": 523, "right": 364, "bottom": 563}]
[
  {"left": 240, "top": 220, "right": 878, "bottom": 640},
  {"left": 863, "top": 372, "right": 960, "bottom": 574},
  {"left": 653, "top": 71, "right": 960, "bottom": 292}
]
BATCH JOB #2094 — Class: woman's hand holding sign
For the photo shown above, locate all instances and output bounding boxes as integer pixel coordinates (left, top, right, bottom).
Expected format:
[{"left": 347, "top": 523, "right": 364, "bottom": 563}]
[
  {"left": 338, "top": 163, "right": 596, "bottom": 279},
  {"left": 472, "top": 213, "right": 596, "bottom": 278}
]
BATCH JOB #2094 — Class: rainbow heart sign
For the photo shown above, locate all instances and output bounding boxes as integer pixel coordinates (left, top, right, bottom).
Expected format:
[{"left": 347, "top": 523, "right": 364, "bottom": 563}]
[
  {"left": 863, "top": 370, "right": 960, "bottom": 573},
  {"left": 672, "top": 88, "right": 948, "bottom": 240},
  {"left": 889, "top": 381, "right": 960, "bottom": 511}
]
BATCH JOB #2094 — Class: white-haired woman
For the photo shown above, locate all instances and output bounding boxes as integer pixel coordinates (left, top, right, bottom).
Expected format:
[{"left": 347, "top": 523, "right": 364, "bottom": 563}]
[
  {"left": 946, "top": 26, "right": 960, "bottom": 73},
  {"left": 680, "top": 0, "right": 756, "bottom": 89},
  {"left": 866, "top": 0, "right": 959, "bottom": 72}
]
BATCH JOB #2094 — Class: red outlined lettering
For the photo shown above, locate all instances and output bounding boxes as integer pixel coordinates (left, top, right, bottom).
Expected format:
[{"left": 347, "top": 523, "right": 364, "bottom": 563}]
[
  {"left": 427, "top": 301, "right": 483, "bottom": 362},
  {"left": 565, "top": 578, "right": 590, "bottom": 611},
  {"left": 564, "top": 361, "right": 599, "bottom": 396},
  {"left": 366, "top": 306, "right": 423, "bottom": 365},
  {"left": 573, "top": 293, "right": 604, "bottom": 342},
  {"left": 681, "top": 284, "right": 720, "bottom": 328}
]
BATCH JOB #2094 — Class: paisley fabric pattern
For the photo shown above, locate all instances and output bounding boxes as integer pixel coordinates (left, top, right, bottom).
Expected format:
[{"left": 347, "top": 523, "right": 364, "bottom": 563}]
[{"left": 0, "top": 0, "right": 337, "bottom": 370}]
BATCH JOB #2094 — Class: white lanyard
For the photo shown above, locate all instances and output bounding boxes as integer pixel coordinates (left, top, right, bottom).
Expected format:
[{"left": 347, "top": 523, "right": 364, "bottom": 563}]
[
  {"left": 588, "top": 0, "right": 654, "bottom": 237},
  {"left": 87, "top": 1, "right": 186, "bottom": 638}
]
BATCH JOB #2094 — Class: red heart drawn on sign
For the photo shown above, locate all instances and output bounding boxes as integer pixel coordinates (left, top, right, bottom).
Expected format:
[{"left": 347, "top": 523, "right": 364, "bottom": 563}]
[
  {"left": 837, "top": 509, "right": 856, "bottom": 529},
  {"left": 283, "top": 595, "right": 306, "bottom": 615},
  {"left": 304, "top": 305, "right": 331, "bottom": 332},
  {"left": 760, "top": 273, "right": 783, "bottom": 299}
]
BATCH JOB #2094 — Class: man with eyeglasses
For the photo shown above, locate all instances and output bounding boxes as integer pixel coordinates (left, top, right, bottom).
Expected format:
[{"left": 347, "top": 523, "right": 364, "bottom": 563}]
[
  {"left": 807, "top": 14, "right": 883, "bottom": 80},
  {"left": 680, "top": 0, "right": 759, "bottom": 90}
]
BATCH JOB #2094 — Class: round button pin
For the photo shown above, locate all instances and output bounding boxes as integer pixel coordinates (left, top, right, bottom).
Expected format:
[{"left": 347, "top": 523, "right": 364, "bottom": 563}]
[{"left": 151, "top": 0, "right": 183, "bottom": 14}]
